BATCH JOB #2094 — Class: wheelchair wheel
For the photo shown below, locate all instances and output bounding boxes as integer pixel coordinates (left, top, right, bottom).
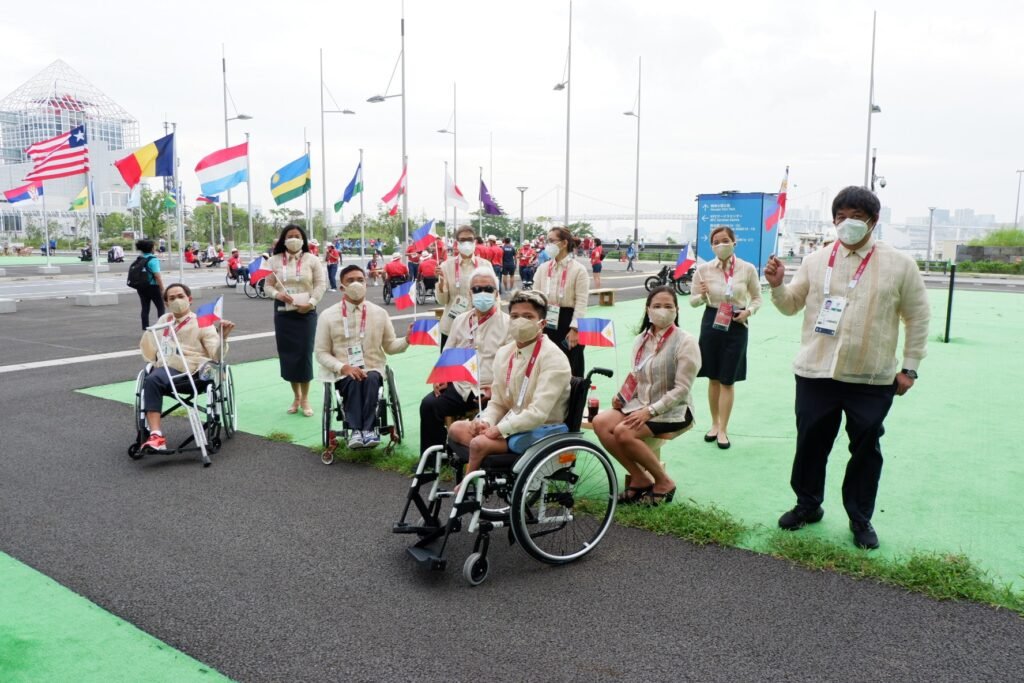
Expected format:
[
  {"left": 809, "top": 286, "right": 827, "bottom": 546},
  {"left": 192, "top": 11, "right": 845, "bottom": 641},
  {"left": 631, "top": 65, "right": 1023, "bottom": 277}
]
[
  {"left": 322, "top": 383, "right": 334, "bottom": 449},
  {"left": 462, "top": 552, "right": 489, "bottom": 586},
  {"left": 386, "top": 366, "right": 403, "bottom": 442},
  {"left": 257, "top": 280, "right": 269, "bottom": 299},
  {"left": 674, "top": 279, "right": 691, "bottom": 295},
  {"left": 243, "top": 280, "right": 259, "bottom": 299},
  {"left": 382, "top": 281, "right": 393, "bottom": 305},
  {"left": 415, "top": 280, "right": 426, "bottom": 305},
  {"left": 219, "top": 365, "right": 237, "bottom": 438},
  {"left": 510, "top": 440, "right": 617, "bottom": 565},
  {"left": 225, "top": 273, "right": 238, "bottom": 288}
]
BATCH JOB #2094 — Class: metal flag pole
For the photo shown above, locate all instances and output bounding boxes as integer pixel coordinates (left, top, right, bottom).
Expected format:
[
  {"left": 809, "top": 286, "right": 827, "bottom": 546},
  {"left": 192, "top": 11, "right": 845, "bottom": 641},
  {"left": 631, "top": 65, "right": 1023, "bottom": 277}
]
[
  {"left": 172, "top": 123, "right": 184, "bottom": 283},
  {"left": 245, "top": 132, "right": 254, "bottom": 259},
  {"left": 564, "top": 0, "right": 573, "bottom": 228},
  {"left": 222, "top": 45, "right": 234, "bottom": 245},
  {"left": 40, "top": 183, "right": 50, "bottom": 267},
  {"left": 84, "top": 121, "right": 100, "bottom": 294},
  {"left": 478, "top": 166, "right": 484, "bottom": 237},
  {"left": 443, "top": 160, "right": 449, "bottom": 238},
  {"left": 452, "top": 82, "right": 458, "bottom": 231},
  {"left": 400, "top": 4, "right": 409, "bottom": 249},
  {"left": 306, "top": 139, "right": 312, "bottom": 238},
  {"left": 320, "top": 47, "right": 328, "bottom": 248},
  {"left": 358, "top": 148, "right": 365, "bottom": 259},
  {"left": 217, "top": 200, "right": 223, "bottom": 246}
]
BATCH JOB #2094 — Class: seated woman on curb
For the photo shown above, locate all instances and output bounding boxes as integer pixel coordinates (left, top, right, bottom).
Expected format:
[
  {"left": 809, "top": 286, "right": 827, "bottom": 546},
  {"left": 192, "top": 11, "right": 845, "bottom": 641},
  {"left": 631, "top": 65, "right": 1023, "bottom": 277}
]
[
  {"left": 592, "top": 286, "right": 701, "bottom": 506},
  {"left": 448, "top": 290, "right": 571, "bottom": 477},
  {"left": 138, "top": 283, "right": 235, "bottom": 451}
]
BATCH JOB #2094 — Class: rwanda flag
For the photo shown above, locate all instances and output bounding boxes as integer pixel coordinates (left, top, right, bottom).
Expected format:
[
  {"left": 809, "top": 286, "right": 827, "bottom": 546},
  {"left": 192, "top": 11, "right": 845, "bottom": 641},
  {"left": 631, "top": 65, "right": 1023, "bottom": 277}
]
[{"left": 271, "top": 154, "right": 311, "bottom": 205}]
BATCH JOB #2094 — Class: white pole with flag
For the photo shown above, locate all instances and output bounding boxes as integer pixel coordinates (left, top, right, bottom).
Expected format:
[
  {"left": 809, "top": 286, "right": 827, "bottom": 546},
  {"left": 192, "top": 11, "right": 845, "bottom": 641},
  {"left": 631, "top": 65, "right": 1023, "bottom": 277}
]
[
  {"left": 40, "top": 183, "right": 50, "bottom": 268},
  {"left": 358, "top": 148, "right": 365, "bottom": 259},
  {"left": 305, "top": 138, "right": 312, "bottom": 238},
  {"left": 172, "top": 123, "right": 183, "bottom": 283},
  {"left": 217, "top": 200, "right": 223, "bottom": 246},
  {"left": 245, "top": 132, "right": 254, "bottom": 259},
  {"left": 478, "top": 166, "right": 484, "bottom": 238},
  {"left": 443, "top": 160, "right": 448, "bottom": 238}
]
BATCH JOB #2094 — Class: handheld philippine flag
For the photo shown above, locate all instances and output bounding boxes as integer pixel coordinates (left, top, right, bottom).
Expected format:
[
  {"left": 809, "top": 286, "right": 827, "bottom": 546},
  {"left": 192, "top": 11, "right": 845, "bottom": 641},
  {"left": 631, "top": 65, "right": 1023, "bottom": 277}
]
[
  {"left": 445, "top": 170, "right": 469, "bottom": 210},
  {"left": 409, "top": 219, "right": 435, "bottom": 252},
  {"left": 427, "top": 348, "right": 479, "bottom": 385},
  {"left": 577, "top": 318, "right": 616, "bottom": 347},
  {"left": 3, "top": 182, "right": 43, "bottom": 204},
  {"left": 270, "top": 154, "right": 312, "bottom": 205},
  {"left": 392, "top": 280, "right": 415, "bottom": 310},
  {"left": 408, "top": 318, "right": 440, "bottom": 346},
  {"left": 247, "top": 255, "right": 272, "bottom": 284},
  {"left": 334, "top": 161, "right": 363, "bottom": 212},
  {"left": 673, "top": 244, "right": 695, "bottom": 280},
  {"left": 70, "top": 186, "right": 89, "bottom": 212},
  {"left": 114, "top": 133, "right": 175, "bottom": 189},
  {"left": 195, "top": 141, "right": 249, "bottom": 196},
  {"left": 381, "top": 165, "right": 407, "bottom": 216},
  {"left": 195, "top": 296, "right": 224, "bottom": 328},
  {"left": 765, "top": 166, "right": 788, "bottom": 232},
  {"left": 479, "top": 179, "right": 504, "bottom": 215}
]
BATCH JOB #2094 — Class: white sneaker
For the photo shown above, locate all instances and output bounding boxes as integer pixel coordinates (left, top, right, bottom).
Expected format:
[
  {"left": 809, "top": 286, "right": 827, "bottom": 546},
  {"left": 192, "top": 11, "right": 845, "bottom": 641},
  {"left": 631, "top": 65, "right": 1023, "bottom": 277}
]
[
  {"left": 362, "top": 430, "right": 380, "bottom": 448},
  {"left": 347, "top": 432, "right": 365, "bottom": 450}
]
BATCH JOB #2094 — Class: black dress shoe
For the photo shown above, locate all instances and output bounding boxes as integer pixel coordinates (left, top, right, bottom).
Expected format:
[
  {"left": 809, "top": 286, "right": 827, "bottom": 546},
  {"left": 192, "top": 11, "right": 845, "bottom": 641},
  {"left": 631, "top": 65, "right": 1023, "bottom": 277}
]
[
  {"left": 703, "top": 431, "right": 718, "bottom": 443},
  {"left": 850, "top": 520, "right": 879, "bottom": 550},
  {"left": 778, "top": 505, "right": 825, "bottom": 530}
]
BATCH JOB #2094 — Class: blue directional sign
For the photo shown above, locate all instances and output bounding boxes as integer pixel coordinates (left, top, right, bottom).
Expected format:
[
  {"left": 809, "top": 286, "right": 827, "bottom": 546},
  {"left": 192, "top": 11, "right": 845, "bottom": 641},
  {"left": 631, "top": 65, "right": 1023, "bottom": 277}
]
[{"left": 696, "top": 192, "right": 780, "bottom": 277}]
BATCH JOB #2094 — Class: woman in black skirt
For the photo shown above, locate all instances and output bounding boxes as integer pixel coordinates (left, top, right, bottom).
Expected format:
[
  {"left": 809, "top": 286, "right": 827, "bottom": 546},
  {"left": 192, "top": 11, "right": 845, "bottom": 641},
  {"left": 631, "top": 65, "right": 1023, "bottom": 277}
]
[
  {"left": 264, "top": 224, "right": 327, "bottom": 417},
  {"left": 532, "top": 226, "right": 590, "bottom": 377},
  {"left": 689, "top": 226, "right": 762, "bottom": 449}
]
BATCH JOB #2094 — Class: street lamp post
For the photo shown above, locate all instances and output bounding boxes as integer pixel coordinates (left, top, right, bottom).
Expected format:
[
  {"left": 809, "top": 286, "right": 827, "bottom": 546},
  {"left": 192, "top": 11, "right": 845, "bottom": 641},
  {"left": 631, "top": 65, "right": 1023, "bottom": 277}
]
[
  {"left": 624, "top": 56, "right": 642, "bottom": 247},
  {"left": 516, "top": 186, "right": 528, "bottom": 244},
  {"left": 438, "top": 83, "right": 457, "bottom": 231},
  {"left": 222, "top": 47, "right": 252, "bottom": 247},
  {"left": 927, "top": 206, "right": 936, "bottom": 273},
  {"left": 1015, "top": 169, "right": 1024, "bottom": 228},
  {"left": 320, "top": 48, "right": 356, "bottom": 247},
  {"left": 864, "top": 11, "right": 881, "bottom": 187},
  {"left": 553, "top": 0, "right": 573, "bottom": 228}
]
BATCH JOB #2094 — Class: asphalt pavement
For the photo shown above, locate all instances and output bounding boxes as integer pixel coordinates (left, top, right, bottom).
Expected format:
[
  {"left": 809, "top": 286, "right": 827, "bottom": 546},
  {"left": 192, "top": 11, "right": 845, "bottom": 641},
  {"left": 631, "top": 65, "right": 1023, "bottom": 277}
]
[{"left": 0, "top": 261, "right": 1022, "bottom": 681}]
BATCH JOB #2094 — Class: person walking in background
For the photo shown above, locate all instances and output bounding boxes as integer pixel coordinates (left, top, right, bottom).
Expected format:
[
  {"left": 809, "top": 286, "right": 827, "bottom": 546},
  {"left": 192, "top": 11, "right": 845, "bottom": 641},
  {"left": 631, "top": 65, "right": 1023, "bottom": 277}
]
[
  {"left": 264, "top": 224, "right": 327, "bottom": 418},
  {"left": 486, "top": 235, "right": 503, "bottom": 287},
  {"left": 500, "top": 237, "right": 517, "bottom": 292},
  {"left": 325, "top": 243, "right": 341, "bottom": 291},
  {"left": 764, "top": 186, "right": 930, "bottom": 550},
  {"left": 626, "top": 242, "right": 637, "bottom": 271},
  {"left": 690, "top": 226, "right": 762, "bottom": 450},
  {"left": 533, "top": 226, "right": 589, "bottom": 377},
  {"left": 133, "top": 238, "right": 164, "bottom": 330},
  {"left": 406, "top": 245, "right": 421, "bottom": 282},
  {"left": 590, "top": 238, "right": 605, "bottom": 288}
]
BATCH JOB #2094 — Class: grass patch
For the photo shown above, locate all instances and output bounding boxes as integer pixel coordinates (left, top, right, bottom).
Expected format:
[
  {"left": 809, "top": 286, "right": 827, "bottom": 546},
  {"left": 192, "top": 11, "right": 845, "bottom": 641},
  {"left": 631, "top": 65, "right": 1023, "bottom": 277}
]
[
  {"left": 614, "top": 499, "right": 747, "bottom": 547},
  {"left": 265, "top": 431, "right": 294, "bottom": 443},
  {"left": 311, "top": 443, "right": 418, "bottom": 476},
  {"left": 767, "top": 532, "right": 1024, "bottom": 615}
]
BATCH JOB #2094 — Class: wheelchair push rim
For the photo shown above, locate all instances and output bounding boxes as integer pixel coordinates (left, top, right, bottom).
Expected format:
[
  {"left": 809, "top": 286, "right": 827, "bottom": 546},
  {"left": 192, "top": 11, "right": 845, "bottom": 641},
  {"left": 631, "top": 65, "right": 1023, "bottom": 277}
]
[
  {"left": 386, "top": 366, "right": 403, "bottom": 443},
  {"left": 220, "top": 365, "right": 237, "bottom": 438},
  {"left": 322, "top": 382, "right": 334, "bottom": 450},
  {"left": 510, "top": 443, "right": 617, "bottom": 565}
]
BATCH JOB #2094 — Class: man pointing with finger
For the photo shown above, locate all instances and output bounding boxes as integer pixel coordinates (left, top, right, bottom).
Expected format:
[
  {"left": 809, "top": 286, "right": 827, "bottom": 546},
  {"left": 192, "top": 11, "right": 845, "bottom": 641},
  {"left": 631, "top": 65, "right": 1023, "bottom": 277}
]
[{"left": 764, "top": 186, "right": 930, "bottom": 550}]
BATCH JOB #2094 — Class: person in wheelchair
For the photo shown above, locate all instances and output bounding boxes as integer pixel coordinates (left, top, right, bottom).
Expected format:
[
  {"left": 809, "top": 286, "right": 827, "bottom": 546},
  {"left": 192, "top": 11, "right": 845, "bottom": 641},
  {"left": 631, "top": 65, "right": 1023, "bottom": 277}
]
[
  {"left": 417, "top": 250, "right": 438, "bottom": 293},
  {"left": 419, "top": 267, "right": 509, "bottom": 456},
  {"left": 448, "top": 289, "right": 571, "bottom": 477},
  {"left": 315, "top": 265, "right": 412, "bottom": 449},
  {"left": 383, "top": 252, "right": 409, "bottom": 285},
  {"left": 592, "top": 285, "right": 701, "bottom": 506},
  {"left": 226, "top": 248, "right": 243, "bottom": 281},
  {"left": 138, "top": 283, "right": 236, "bottom": 451}
]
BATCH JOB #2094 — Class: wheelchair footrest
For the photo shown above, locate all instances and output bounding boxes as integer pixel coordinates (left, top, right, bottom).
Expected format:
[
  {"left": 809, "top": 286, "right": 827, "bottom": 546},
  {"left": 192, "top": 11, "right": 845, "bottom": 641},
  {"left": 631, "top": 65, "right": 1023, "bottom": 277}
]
[
  {"left": 392, "top": 522, "right": 441, "bottom": 535},
  {"left": 407, "top": 545, "right": 447, "bottom": 571}
]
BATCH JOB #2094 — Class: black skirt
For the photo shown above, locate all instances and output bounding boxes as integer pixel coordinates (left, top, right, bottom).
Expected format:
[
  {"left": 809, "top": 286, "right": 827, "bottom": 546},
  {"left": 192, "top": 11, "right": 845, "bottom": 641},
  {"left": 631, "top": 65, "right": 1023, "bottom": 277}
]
[
  {"left": 274, "top": 304, "right": 317, "bottom": 382},
  {"left": 697, "top": 306, "right": 748, "bottom": 385},
  {"left": 543, "top": 306, "right": 585, "bottom": 378}
]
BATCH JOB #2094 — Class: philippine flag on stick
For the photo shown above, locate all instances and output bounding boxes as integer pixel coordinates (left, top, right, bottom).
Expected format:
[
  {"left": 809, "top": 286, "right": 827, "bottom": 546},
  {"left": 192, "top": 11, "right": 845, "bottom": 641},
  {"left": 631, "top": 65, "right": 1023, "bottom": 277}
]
[
  {"left": 408, "top": 318, "right": 440, "bottom": 346},
  {"left": 577, "top": 318, "right": 616, "bottom": 347},
  {"left": 196, "top": 297, "right": 224, "bottom": 328},
  {"left": 410, "top": 219, "right": 436, "bottom": 252},
  {"left": 427, "top": 348, "right": 479, "bottom": 385},
  {"left": 247, "top": 256, "right": 272, "bottom": 284},
  {"left": 673, "top": 244, "right": 696, "bottom": 280},
  {"left": 392, "top": 280, "right": 416, "bottom": 310}
]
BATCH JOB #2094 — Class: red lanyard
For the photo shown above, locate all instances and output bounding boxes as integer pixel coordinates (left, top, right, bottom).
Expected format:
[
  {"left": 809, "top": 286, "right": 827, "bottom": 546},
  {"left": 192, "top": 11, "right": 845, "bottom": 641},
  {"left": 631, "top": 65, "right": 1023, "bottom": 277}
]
[
  {"left": 633, "top": 325, "right": 675, "bottom": 372},
  {"left": 825, "top": 241, "right": 876, "bottom": 296},
  {"left": 163, "top": 314, "right": 192, "bottom": 337},
  {"left": 720, "top": 256, "right": 736, "bottom": 293},
  {"left": 468, "top": 306, "right": 496, "bottom": 342},
  {"left": 281, "top": 252, "right": 301, "bottom": 279},
  {"left": 341, "top": 299, "right": 367, "bottom": 339},
  {"left": 454, "top": 256, "right": 479, "bottom": 288},
  {"left": 546, "top": 259, "right": 569, "bottom": 303},
  {"left": 506, "top": 335, "right": 545, "bottom": 409}
]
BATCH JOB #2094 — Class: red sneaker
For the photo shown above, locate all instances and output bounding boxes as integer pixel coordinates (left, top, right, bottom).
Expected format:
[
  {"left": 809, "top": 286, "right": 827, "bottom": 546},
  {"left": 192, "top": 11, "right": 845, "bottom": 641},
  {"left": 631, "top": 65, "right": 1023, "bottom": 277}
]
[{"left": 142, "top": 433, "right": 167, "bottom": 451}]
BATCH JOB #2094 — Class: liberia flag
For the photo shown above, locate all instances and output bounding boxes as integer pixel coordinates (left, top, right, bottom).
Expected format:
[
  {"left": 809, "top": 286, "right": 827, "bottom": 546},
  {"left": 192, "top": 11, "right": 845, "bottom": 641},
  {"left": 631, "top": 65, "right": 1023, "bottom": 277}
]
[
  {"left": 427, "top": 348, "right": 479, "bottom": 385},
  {"left": 381, "top": 165, "right": 407, "bottom": 216},
  {"left": 195, "top": 297, "right": 224, "bottom": 328},
  {"left": 765, "top": 166, "right": 788, "bottom": 232},
  {"left": 24, "top": 126, "right": 89, "bottom": 182},
  {"left": 673, "top": 244, "right": 695, "bottom": 280},
  {"left": 247, "top": 256, "right": 272, "bottom": 284},
  {"left": 408, "top": 318, "right": 440, "bottom": 346},
  {"left": 577, "top": 318, "right": 615, "bottom": 347},
  {"left": 392, "top": 280, "right": 415, "bottom": 310}
]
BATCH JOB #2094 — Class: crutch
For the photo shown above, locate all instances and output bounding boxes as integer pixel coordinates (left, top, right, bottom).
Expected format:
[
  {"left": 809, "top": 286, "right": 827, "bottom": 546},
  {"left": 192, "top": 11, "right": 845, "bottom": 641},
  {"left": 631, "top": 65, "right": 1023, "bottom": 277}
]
[{"left": 147, "top": 321, "right": 211, "bottom": 465}]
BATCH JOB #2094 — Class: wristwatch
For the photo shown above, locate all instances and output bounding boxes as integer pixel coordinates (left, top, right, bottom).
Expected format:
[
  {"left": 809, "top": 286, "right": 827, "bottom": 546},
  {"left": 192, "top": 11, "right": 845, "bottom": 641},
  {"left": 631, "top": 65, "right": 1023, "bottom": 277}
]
[{"left": 901, "top": 369, "right": 918, "bottom": 380}]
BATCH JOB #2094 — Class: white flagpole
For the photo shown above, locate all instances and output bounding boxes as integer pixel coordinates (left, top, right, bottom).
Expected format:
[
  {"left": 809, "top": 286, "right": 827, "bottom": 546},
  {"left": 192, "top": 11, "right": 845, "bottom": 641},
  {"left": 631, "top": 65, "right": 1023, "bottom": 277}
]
[
  {"left": 443, "top": 161, "right": 448, "bottom": 241},
  {"left": 245, "top": 132, "right": 254, "bottom": 259},
  {"left": 479, "top": 166, "right": 484, "bottom": 238},
  {"left": 83, "top": 121, "right": 100, "bottom": 294},
  {"left": 172, "top": 123, "right": 183, "bottom": 283},
  {"left": 40, "top": 183, "right": 50, "bottom": 267},
  {"left": 358, "top": 148, "right": 365, "bottom": 260}
]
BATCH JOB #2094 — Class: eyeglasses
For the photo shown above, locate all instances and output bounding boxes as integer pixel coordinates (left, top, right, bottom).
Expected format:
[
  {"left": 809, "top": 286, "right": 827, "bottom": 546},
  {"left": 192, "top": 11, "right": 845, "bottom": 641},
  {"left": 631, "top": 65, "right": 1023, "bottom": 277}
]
[{"left": 471, "top": 285, "right": 496, "bottom": 294}]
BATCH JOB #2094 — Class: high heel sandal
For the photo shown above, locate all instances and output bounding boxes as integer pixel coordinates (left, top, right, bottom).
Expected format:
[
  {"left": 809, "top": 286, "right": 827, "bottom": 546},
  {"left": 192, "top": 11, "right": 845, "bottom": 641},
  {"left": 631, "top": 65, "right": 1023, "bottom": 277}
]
[
  {"left": 617, "top": 485, "right": 653, "bottom": 505},
  {"left": 300, "top": 400, "right": 314, "bottom": 417},
  {"left": 287, "top": 399, "right": 300, "bottom": 414},
  {"left": 640, "top": 487, "right": 677, "bottom": 507}
]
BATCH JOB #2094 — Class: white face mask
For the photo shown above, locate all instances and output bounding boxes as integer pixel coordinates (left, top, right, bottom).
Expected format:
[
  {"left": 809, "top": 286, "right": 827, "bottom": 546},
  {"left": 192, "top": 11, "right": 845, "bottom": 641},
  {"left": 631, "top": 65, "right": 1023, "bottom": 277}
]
[
  {"left": 712, "top": 243, "right": 735, "bottom": 260},
  {"left": 648, "top": 308, "right": 675, "bottom": 329},
  {"left": 509, "top": 317, "right": 541, "bottom": 344},
  {"left": 544, "top": 243, "right": 560, "bottom": 259},
  {"left": 836, "top": 218, "right": 871, "bottom": 246},
  {"left": 458, "top": 240, "right": 476, "bottom": 257},
  {"left": 284, "top": 237, "right": 304, "bottom": 253},
  {"left": 168, "top": 298, "right": 189, "bottom": 315},
  {"left": 343, "top": 281, "right": 366, "bottom": 302}
]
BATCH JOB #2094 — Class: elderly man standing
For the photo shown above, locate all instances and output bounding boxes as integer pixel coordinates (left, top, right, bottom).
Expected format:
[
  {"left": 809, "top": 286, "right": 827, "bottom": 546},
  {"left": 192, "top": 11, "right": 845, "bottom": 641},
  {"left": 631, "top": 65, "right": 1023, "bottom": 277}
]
[
  {"left": 765, "top": 186, "right": 930, "bottom": 550},
  {"left": 418, "top": 267, "right": 509, "bottom": 456}
]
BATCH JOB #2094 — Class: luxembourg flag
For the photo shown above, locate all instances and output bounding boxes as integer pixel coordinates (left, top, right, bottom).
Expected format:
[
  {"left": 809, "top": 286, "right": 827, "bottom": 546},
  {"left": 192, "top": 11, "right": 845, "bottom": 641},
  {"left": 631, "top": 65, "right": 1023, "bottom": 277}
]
[
  {"left": 392, "top": 280, "right": 415, "bottom": 310},
  {"left": 673, "top": 244, "right": 695, "bottom": 280},
  {"left": 577, "top": 318, "right": 616, "bottom": 347},
  {"left": 247, "top": 255, "right": 272, "bottom": 284},
  {"left": 427, "top": 348, "right": 479, "bottom": 385},
  {"left": 195, "top": 142, "right": 249, "bottom": 197},
  {"left": 409, "top": 219, "right": 435, "bottom": 252},
  {"left": 196, "top": 297, "right": 224, "bottom": 328},
  {"left": 408, "top": 318, "right": 440, "bottom": 346}
]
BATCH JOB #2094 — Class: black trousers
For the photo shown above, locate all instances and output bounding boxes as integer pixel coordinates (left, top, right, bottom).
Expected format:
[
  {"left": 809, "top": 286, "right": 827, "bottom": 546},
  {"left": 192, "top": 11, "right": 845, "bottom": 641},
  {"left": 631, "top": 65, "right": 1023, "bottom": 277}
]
[
  {"left": 419, "top": 384, "right": 478, "bottom": 456},
  {"left": 335, "top": 371, "right": 382, "bottom": 432},
  {"left": 143, "top": 369, "right": 211, "bottom": 413},
  {"left": 138, "top": 284, "right": 165, "bottom": 330},
  {"left": 544, "top": 306, "right": 585, "bottom": 377},
  {"left": 791, "top": 376, "right": 896, "bottom": 524}
]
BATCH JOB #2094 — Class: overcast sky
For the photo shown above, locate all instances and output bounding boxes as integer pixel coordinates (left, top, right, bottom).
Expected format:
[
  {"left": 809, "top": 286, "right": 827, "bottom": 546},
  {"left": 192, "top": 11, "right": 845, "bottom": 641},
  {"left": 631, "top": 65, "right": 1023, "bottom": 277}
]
[{"left": 3, "top": 0, "right": 1023, "bottom": 225}]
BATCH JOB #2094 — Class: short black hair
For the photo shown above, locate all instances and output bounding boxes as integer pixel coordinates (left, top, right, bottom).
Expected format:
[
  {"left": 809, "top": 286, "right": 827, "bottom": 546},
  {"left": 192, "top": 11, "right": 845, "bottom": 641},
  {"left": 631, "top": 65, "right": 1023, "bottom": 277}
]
[
  {"left": 594, "top": 238, "right": 602, "bottom": 246},
  {"left": 831, "top": 186, "right": 881, "bottom": 222},
  {"left": 508, "top": 290, "right": 548, "bottom": 318},
  {"left": 340, "top": 264, "right": 364, "bottom": 281},
  {"left": 272, "top": 224, "right": 310, "bottom": 255},
  {"left": 163, "top": 283, "right": 191, "bottom": 301},
  {"left": 136, "top": 238, "right": 154, "bottom": 253}
]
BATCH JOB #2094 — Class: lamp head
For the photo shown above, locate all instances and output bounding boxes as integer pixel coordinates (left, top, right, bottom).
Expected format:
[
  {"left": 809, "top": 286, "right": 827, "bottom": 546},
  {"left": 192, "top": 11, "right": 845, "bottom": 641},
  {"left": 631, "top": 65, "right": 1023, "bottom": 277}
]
[
  {"left": 342, "top": 109, "right": 355, "bottom": 115},
  {"left": 553, "top": 82, "right": 567, "bottom": 91},
  {"left": 367, "top": 95, "right": 386, "bottom": 103},
  {"left": 871, "top": 103, "right": 882, "bottom": 113},
  {"left": 624, "top": 110, "right": 637, "bottom": 117}
]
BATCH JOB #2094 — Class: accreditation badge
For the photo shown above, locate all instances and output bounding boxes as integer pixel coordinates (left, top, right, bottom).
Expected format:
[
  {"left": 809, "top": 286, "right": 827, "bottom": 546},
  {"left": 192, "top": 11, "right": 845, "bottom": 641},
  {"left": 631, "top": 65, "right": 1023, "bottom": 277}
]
[
  {"left": 618, "top": 373, "right": 639, "bottom": 403},
  {"left": 813, "top": 296, "right": 847, "bottom": 336},
  {"left": 346, "top": 343, "right": 366, "bottom": 369},
  {"left": 545, "top": 304, "right": 560, "bottom": 329},
  {"left": 448, "top": 295, "right": 468, "bottom": 319},
  {"left": 712, "top": 302, "right": 734, "bottom": 332}
]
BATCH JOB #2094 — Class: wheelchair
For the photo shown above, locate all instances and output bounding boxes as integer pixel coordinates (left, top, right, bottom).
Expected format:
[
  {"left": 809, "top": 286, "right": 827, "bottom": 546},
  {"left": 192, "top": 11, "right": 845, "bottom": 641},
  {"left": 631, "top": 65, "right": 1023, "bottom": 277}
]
[
  {"left": 382, "top": 276, "right": 407, "bottom": 305},
  {"left": 243, "top": 276, "right": 268, "bottom": 299},
  {"left": 226, "top": 267, "right": 248, "bottom": 289},
  {"left": 129, "top": 360, "right": 237, "bottom": 467},
  {"left": 415, "top": 277, "right": 437, "bottom": 305},
  {"left": 321, "top": 365, "right": 404, "bottom": 465},
  {"left": 393, "top": 367, "right": 617, "bottom": 585}
]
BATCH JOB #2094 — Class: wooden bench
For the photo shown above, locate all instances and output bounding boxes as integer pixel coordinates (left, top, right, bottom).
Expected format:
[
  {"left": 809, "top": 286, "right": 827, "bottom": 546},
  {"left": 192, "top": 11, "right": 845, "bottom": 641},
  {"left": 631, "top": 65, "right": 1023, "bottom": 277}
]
[{"left": 590, "top": 288, "right": 615, "bottom": 306}]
